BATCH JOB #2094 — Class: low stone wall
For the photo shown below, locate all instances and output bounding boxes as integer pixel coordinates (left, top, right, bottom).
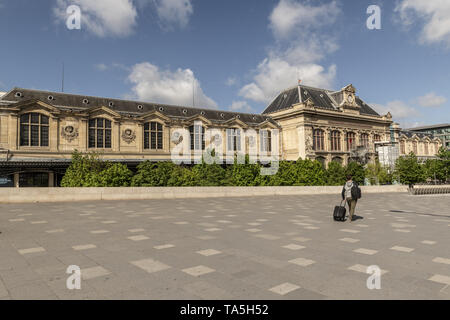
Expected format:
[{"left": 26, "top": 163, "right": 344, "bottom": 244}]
[{"left": 0, "top": 185, "right": 409, "bottom": 204}]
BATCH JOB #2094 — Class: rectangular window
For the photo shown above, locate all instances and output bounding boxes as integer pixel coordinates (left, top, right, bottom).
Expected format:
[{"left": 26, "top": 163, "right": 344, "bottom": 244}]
[
  {"left": 40, "top": 126, "right": 49, "bottom": 147},
  {"left": 31, "top": 125, "right": 39, "bottom": 146},
  {"left": 21, "top": 125, "right": 29, "bottom": 146},
  {"left": 97, "top": 129, "right": 104, "bottom": 148},
  {"left": 260, "top": 130, "right": 272, "bottom": 152},
  {"left": 227, "top": 129, "right": 241, "bottom": 151}
]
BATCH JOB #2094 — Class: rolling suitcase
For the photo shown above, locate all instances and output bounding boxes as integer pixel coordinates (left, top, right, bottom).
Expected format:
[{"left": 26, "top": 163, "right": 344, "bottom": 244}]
[{"left": 333, "top": 200, "right": 346, "bottom": 221}]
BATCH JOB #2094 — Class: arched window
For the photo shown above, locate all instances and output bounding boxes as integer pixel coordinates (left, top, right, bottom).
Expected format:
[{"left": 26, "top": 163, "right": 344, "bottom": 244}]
[
  {"left": 360, "top": 133, "right": 369, "bottom": 147},
  {"left": 316, "top": 156, "right": 326, "bottom": 167},
  {"left": 331, "top": 131, "right": 341, "bottom": 151},
  {"left": 260, "top": 130, "right": 272, "bottom": 152},
  {"left": 189, "top": 124, "right": 205, "bottom": 150},
  {"left": 144, "top": 122, "right": 163, "bottom": 150},
  {"left": 332, "top": 156, "right": 342, "bottom": 164},
  {"left": 20, "top": 113, "right": 49, "bottom": 147},
  {"left": 400, "top": 141, "right": 406, "bottom": 154},
  {"left": 374, "top": 134, "right": 381, "bottom": 143},
  {"left": 346, "top": 132, "right": 356, "bottom": 151},
  {"left": 89, "top": 118, "right": 112, "bottom": 149},
  {"left": 412, "top": 141, "right": 418, "bottom": 154},
  {"left": 424, "top": 142, "right": 429, "bottom": 155},
  {"left": 313, "top": 129, "right": 325, "bottom": 151}
]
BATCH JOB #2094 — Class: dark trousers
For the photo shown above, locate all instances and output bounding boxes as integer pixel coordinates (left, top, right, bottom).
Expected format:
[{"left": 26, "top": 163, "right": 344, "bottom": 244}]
[{"left": 346, "top": 198, "right": 357, "bottom": 220}]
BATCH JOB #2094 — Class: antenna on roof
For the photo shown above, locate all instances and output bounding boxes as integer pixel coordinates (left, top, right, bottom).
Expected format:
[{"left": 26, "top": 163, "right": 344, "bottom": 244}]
[{"left": 61, "top": 62, "right": 65, "bottom": 93}]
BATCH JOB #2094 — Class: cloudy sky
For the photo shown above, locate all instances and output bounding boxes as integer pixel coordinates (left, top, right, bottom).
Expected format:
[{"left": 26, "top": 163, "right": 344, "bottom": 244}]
[{"left": 0, "top": 0, "right": 449, "bottom": 128}]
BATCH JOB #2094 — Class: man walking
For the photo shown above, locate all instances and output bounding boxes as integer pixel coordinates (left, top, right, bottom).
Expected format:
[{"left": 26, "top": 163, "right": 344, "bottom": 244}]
[{"left": 341, "top": 175, "right": 361, "bottom": 222}]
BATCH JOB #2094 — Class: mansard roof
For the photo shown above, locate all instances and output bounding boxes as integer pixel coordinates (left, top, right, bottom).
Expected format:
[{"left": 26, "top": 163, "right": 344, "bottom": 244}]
[
  {"left": 400, "top": 130, "right": 435, "bottom": 139},
  {"left": 262, "top": 84, "right": 381, "bottom": 117},
  {"left": 1, "top": 88, "right": 278, "bottom": 127}
]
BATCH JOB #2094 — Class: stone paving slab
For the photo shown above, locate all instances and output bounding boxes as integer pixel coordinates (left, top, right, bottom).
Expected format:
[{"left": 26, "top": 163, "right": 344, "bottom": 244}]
[{"left": 0, "top": 193, "right": 449, "bottom": 300}]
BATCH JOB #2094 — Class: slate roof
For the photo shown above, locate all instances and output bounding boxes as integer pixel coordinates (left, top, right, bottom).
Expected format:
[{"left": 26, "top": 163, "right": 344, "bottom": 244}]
[
  {"left": 262, "top": 85, "right": 381, "bottom": 117},
  {"left": 1, "top": 88, "right": 277, "bottom": 126},
  {"left": 400, "top": 130, "right": 435, "bottom": 139}
]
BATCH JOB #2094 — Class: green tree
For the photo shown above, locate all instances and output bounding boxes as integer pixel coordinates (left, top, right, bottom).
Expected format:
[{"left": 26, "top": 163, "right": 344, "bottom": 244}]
[
  {"left": 394, "top": 152, "right": 426, "bottom": 185},
  {"left": 345, "top": 161, "right": 365, "bottom": 185},
  {"left": 295, "top": 158, "right": 326, "bottom": 186},
  {"left": 61, "top": 151, "right": 106, "bottom": 187},
  {"left": 95, "top": 163, "right": 133, "bottom": 187},
  {"left": 326, "top": 161, "right": 346, "bottom": 186},
  {"left": 365, "top": 161, "right": 392, "bottom": 185},
  {"left": 131, "top": 161, "right": 177, "bottom": 187},
  {"left": 230, "top": 155, "right": 262, "bottom": 186},
  {"left": 436, "top": 147, "right": 450, "bottom": 181}
]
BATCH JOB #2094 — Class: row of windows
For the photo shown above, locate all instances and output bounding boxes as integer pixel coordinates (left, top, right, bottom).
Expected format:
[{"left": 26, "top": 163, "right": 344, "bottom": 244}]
[
  {"left": 19, "top": 115, "right": 273, "bottom": 152},
  {"left": 313, "top": 129, "right": 381, "bottom": 152},
  {"left": 399, "top": 141, "right": 439, "bottom": 155}
]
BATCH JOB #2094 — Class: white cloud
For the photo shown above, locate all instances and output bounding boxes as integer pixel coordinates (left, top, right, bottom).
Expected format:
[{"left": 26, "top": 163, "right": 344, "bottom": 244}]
[
  {"left": 371, "top": 100, "right": 420, "bottom": 119},
  {"left": 229, "top": 101, "right": 255, "bottom": 113},
  {"left": 240, "top": 52, "right": 337, "bottom": 103},
  {"left": 95, "top": 63, "right": 108, "bottom": 71},
  {"left": 54, "top": 0, "right": 138, "bottom": 37},
  {"left": 225, "top": 77, "right": 237, "bottom": 87},
  {"left": 395, "top": 0, "right": 450, "bottom": 46},
  {"left": 127, "top": 62, "right": 218, "bottom": 109},
  {"left": 152, "top": 0, "right": 193, "bottom": 30},
  {"left": 240, "top": 0, "right": 341, "bottom": 104},
  {"left": 416, "top": 92, "right": 447, "bottom": 107},
  {"left": 269, "top": 0, "right": 340, "bottom": 39}
]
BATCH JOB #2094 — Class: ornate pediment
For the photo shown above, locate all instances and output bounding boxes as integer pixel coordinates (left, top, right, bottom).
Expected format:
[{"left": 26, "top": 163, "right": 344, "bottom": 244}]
[
  {"left": 138, "top": 110, "right": 170, "bottom": 123},
  {"left": 182, "top": 114, "right": 213, "bottom": 126},
  {"left": 79, "top": 106, "right": 121, "bottom": 120},
  {"left": 342, "top": 84, "right": 356, "bottom": 94},
  {"left": 223, "top": 117, "right": 249, "bottom": 129},
  {"left": 11, "top": 99, "right": 61, "bottom": 117}
]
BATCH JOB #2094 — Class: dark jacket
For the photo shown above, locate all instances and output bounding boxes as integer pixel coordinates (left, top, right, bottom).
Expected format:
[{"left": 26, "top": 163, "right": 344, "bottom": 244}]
[{"left": 341, "top": 181, "right": 361, "bottom": 201}]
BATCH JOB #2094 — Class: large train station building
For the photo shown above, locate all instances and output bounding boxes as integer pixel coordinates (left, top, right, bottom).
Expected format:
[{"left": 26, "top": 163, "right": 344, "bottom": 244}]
[{"left": 0, "top": 84, "right": 442, "bottom": 187}]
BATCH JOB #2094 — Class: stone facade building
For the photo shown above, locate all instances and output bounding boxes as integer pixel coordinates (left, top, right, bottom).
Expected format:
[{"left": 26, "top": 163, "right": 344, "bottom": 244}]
[
  {"left": 263, "top": 84, "right": 396, "bottom": 166},
  {"left": 0, "top": 85, "right": 443, "bottom": 187}
]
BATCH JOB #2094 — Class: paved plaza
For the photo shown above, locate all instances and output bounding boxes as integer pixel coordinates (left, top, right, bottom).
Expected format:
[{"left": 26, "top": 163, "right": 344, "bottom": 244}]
[{"left": 0, "top": 193, "right": 449, "bottom": 300}]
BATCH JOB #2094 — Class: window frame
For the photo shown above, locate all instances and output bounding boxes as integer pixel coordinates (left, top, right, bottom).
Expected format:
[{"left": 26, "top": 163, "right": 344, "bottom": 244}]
[
  {"left": 88, "top": 117, "right": 112, "bottom": 149},
  {"left": 260, "top": 129, "right": 272, "bottom": 153},
  {"left": 227, "top": 128, "right": 242, "bottom": 152},
  {"left": 189, "top": 124, "right": 205, "bottom": 151},
  {"left": 330, "top": 130, "right": 341, "bottom": 151},
  {"left": 19, "top": 113, "right": 50, "bottom": 148},
  {"left": 313, "top": 129, "right": 325, "bottom": 151},
  {"left": 144, "top": 122, "right": 164, "bottom": 150}
]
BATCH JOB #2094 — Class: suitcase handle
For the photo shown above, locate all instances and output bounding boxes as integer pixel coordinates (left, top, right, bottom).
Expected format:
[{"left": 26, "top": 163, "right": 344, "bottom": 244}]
[{"left": 340, "top": 199, "right": 346, "bottom": 208}]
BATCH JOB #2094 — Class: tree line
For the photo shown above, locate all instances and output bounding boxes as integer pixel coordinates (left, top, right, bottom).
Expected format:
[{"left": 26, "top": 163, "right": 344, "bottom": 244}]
[{"left": 60, "top": 148, "right": 449, "bottom": 187}]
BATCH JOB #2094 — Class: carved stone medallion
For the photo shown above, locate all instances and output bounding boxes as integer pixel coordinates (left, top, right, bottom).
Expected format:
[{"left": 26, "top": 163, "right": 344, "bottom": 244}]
[
  {"left": 122, "top": 129, "right": 136, "bottom": 144},
  {"left": 61, "top": 125, "right": 79, "bottom": 142}
]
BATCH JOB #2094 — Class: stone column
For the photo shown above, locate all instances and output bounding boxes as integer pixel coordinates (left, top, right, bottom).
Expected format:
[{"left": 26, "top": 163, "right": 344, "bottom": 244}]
[
  {"left": 79, "top": 119, "right": 88, "bottom": 151},
  {"left": 14, "top": 173, "right": 20, "bottom": 188},
  {"left": 9, "top": 114, "right": 19, "bottom": 150},
  {"left": 49, "top": 117, "right": 59, "bottom": 152},
  {"left": 137, "top": 123, "right": 144, "bottom": 153},
  {"left": 48, "top": 172, "right": 55, "bottom": 187},
  {"left": 113, "top": 121, "right": 120, "bottom": 152}
]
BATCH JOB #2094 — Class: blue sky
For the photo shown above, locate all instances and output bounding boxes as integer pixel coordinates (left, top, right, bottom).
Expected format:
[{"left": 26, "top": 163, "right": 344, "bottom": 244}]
[{"left": 0, "top": 0, "right": 449, "bottom": 128}]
